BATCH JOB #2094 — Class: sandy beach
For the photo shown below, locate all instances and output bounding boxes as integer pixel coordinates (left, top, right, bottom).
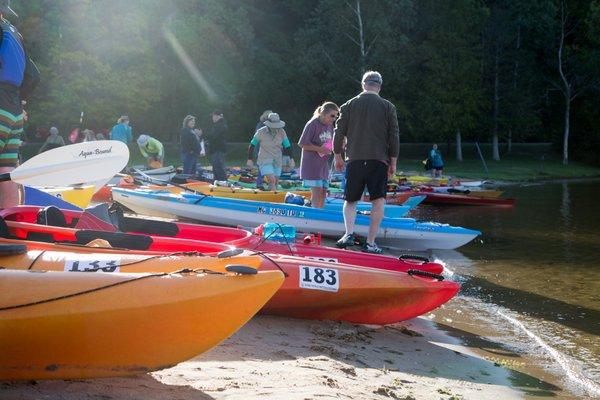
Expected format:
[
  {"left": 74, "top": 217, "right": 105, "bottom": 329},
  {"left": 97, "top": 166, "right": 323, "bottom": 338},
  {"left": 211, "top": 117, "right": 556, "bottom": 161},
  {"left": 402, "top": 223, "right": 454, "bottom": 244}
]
[{"left": 2, "top": 309, "right": 554, "bottom": 400}]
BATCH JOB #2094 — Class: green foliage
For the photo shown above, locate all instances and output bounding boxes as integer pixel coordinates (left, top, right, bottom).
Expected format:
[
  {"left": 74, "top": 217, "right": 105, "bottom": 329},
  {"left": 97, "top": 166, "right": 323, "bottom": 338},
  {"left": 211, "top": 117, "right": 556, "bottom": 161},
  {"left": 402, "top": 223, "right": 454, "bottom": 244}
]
[{"left": 8, "top": 0, "right": 599, "bottom": 164}]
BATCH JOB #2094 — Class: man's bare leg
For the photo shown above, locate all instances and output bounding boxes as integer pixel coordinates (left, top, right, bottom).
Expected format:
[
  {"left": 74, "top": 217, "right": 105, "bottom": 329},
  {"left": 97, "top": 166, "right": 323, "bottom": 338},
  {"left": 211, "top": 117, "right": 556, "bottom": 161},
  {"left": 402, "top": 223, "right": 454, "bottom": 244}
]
[
  {"left": 367, "top": 197, "right": 385, "bottom": 244},
  {"left": 343, "top": 200, "right": 358, "bottom": 235}
]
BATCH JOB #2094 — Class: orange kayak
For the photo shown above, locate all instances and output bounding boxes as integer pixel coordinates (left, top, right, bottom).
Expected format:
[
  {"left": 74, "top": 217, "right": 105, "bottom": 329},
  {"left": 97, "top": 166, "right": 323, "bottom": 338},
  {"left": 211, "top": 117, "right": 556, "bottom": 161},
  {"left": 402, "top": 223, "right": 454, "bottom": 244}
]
[
  {"left": 0, "top": 268, "right": 283, "bottom": 380},
  {"left": 0, "top": 239, "right": 264, "bottom": 273}
]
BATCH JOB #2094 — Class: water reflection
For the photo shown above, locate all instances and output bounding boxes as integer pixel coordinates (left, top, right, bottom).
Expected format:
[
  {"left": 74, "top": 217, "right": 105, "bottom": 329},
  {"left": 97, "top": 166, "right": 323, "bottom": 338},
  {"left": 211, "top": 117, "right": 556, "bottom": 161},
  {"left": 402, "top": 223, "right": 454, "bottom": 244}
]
[{"left": 416, "top": 180, "right": 600, "bottom": 396}]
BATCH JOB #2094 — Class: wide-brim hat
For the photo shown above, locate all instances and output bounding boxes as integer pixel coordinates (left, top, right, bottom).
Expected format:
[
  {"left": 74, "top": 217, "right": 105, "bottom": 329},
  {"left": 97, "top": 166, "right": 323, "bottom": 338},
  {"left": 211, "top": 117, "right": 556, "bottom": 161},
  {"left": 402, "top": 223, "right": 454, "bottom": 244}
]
[
  {"left": 0, "top": 0, "right": 18, "bottom": 18},
  {"left": 264, "top": 112, "right": 285, "bottom": 129}
]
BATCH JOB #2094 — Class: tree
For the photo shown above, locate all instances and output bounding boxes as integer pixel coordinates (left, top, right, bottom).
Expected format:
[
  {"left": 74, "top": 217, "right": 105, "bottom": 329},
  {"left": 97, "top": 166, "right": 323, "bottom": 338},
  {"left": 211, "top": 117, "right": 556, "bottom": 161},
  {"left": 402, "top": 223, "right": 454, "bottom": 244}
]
[
  {"left": 549, "top": 0, "right": 599, "bottom": 164},
  {"left": 407, "top": 0, "right": 486, "bottom": 160}
]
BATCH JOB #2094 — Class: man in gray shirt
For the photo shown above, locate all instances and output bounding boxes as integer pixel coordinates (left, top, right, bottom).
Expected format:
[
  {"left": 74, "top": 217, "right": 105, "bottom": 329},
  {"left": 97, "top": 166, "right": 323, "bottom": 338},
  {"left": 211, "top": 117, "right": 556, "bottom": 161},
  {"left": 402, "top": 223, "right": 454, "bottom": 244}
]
[{"left": 333, "top": 71, "right": 399, "bottom": 253}]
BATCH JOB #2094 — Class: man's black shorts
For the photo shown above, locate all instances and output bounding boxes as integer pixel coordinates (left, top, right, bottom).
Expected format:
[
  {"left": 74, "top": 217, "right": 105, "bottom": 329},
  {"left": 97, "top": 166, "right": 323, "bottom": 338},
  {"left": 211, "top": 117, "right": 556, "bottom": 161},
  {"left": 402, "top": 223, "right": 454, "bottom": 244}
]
[{"left": 344, "top": 160, "right": 388, "bottom": 202}]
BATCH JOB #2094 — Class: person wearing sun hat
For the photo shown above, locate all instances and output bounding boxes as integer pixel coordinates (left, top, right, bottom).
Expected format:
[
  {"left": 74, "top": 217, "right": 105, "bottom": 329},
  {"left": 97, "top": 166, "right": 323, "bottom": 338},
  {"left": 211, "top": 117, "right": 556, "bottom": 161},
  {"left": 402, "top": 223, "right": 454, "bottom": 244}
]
[
  {"left": 246, "top": 112, "right": 295, "bottom": 191},
  {"left": 0, "top": 0, "right": 40, "bottom": 208},
  {"left": 137, "top": 134, "right": 164, "bottom": 168}
]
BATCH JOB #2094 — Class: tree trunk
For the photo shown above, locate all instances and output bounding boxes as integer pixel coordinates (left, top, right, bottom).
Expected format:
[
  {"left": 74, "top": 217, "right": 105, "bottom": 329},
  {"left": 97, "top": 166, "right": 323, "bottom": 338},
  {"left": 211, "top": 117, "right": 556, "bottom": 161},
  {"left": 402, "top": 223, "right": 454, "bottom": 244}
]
[
  {"left": 563, "top": 95, "right": 570, "bottom": 165},
  {"left": 355, "top": 0, "right": 366, "bottom": 74},
  {"left": 492, "top": 44, "right": 501, "bottom": 161},
  {"left": 558, "top": 1, "right": 570, "bottom": 165},
  {"left": 508, "top": 22, "right": 520, "bottom": 156},
  {"left": 456, "top": 128, "right": 463, "bottom": 162}
]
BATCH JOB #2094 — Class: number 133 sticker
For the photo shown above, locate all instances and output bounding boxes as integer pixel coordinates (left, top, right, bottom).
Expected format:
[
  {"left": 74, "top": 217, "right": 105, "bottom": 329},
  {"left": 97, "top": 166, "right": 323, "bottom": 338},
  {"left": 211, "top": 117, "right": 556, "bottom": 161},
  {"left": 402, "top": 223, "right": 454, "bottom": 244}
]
[{"left": 299, "top": 265, "right": 339, "bottom": 292}]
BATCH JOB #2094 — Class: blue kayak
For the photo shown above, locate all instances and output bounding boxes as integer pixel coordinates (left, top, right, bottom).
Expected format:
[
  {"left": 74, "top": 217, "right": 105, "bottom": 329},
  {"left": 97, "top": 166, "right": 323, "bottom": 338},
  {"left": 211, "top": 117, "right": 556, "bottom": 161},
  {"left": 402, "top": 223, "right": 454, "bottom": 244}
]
[
  {"left": 23, "top": 186, "right": 82, "bottom": 211},
  {"left": 321, "top": 195, "right": 425, "bottom": 218},
  {"left": 113, "top": 188, "right": 480, "bottom": 250}
]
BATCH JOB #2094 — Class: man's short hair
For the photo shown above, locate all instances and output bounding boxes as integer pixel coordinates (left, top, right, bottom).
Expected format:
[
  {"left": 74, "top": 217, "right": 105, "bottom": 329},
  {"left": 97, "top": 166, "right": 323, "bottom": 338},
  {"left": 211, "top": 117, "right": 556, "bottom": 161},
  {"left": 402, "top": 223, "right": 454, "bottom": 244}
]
[{"left": 362, "top": 71, "right": 383, "bottom": 86}]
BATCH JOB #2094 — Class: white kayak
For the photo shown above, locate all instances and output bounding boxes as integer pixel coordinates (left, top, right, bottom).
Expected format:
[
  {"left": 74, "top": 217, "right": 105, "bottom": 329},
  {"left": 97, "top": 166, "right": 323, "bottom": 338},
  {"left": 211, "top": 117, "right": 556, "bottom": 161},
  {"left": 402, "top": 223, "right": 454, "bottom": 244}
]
[{"left": 112, "top": 188, "right": 480, "bottom": 251}]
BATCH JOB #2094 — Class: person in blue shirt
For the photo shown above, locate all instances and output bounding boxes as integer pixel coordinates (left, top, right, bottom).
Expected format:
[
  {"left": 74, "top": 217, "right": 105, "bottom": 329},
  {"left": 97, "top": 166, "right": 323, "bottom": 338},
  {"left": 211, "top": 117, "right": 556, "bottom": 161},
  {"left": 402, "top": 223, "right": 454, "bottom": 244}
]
[
  {"left": 109, "top": 115, "right": 132, "bottom": 144},
  {"left": 429, "top": 143, "right": 444, "bottom": 178}
]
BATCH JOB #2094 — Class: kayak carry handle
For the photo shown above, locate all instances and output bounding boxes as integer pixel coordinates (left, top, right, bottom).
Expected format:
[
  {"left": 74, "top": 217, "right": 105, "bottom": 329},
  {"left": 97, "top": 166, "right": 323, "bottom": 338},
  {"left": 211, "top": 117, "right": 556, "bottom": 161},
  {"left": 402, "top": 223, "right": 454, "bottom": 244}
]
[
  {"left": 217, "top": 248, "right": 245, "bottom": 258},
  {"left": 399, "top": 254, "right": 429, "bottom": 263},
  {"left": 0, "top": 244, "right": 27, "bottom": 256},
  {"left": 407, "top": 269, "right": 444, "bottom": 281},
  {"left": 225, "top": 265, "right": 258, "bottom": 275}
]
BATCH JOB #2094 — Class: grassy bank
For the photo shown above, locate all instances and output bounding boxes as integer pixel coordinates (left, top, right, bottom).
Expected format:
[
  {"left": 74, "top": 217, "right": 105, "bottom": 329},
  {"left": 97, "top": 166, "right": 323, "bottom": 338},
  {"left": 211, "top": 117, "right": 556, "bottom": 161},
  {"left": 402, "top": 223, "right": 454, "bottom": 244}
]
[
  {"left": 396, "top": 155, "right": 600, "bottom": 182},
  {"left": 21, "top": 142, "right": 600, "bottom": 182}
]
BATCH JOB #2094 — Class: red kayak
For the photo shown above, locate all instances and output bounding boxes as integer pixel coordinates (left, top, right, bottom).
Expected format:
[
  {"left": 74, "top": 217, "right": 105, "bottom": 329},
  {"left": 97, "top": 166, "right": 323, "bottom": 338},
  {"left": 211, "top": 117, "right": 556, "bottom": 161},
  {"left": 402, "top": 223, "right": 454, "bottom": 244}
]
[
  {"left": 420, "top": 192, "right": 516, "bottom": 207},
  {"left": 0, "top": 233, "right": 458, "bottom": 325},
  {"left": 262, "top": 255, "right": 459, "bottom": 324},
  {"left": 0, "top": 206, "right": 444, "bottom": 275}
]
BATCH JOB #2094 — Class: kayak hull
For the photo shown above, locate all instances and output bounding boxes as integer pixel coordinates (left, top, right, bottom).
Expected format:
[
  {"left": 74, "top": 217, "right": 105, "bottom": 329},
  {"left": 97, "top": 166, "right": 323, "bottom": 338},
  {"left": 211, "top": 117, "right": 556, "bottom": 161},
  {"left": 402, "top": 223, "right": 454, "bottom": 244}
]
[
  {"left": 261, "top": 256, "right": 459, "bottom": 324},
  {"left": 422, "top": 192, "right": 516, "bottom": 207},
  {"left": 112, "top": 189, "right": 480, "bottom": 250},
  {"left": 0, "top": 239, "right": 264, "bottom": 273},
  {"left": 0, "top": 269, "right": 283, "bottom": 380},
  {"left": 33, "top": 185, "right": 95, "bottom": 208}
]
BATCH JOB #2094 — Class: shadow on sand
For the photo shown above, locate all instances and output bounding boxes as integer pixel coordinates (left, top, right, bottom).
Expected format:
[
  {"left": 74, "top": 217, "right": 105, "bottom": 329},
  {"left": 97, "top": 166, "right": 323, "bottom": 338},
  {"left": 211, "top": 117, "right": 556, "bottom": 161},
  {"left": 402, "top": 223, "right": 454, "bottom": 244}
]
[{"left": 0, "top": 372, "right": 214, "bottom": 400}]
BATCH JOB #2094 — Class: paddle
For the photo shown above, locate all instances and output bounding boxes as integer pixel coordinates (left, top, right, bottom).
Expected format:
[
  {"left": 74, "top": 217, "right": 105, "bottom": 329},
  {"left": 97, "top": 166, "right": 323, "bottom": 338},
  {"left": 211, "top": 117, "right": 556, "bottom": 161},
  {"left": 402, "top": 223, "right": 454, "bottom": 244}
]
[
  {"left": 131, "top": 168, "right": 209, "bottom": 196},
  {"left": 0, "top": 140, "right": 129, "bottom": 187}
]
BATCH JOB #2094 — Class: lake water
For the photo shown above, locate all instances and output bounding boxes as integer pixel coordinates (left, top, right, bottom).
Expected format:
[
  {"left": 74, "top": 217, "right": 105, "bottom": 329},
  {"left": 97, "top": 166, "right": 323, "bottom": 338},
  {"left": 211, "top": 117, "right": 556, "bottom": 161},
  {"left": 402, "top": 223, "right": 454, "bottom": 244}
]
[{"left": 410, "top": 179, "right": 600, "bottom": 398}]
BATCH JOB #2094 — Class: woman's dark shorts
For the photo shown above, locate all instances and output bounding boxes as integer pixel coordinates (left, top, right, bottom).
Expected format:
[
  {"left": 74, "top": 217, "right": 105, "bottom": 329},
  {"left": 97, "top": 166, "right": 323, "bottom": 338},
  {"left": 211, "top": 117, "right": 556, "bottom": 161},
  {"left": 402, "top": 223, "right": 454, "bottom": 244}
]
[{"left": 344, "top": 160, "right": 388, "bottom": 202}]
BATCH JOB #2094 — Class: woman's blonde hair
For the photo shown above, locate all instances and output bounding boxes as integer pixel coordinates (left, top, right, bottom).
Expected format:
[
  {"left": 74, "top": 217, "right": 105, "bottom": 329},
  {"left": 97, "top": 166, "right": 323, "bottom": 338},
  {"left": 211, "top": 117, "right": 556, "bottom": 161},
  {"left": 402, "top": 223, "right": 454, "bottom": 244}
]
[
  {"left": 182, "top": 115, "right": 196, "bottom": 129},
  {"left": 313, "top": 101, "right": 339, "bottom": 118}
]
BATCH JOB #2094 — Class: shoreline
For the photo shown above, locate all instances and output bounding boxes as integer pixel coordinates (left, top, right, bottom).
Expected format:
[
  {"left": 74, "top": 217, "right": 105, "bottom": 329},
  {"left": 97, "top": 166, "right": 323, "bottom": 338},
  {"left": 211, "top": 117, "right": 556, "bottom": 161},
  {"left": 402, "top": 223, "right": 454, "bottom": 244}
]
[
  {"left": 481, "top": 175, "right": 600, "bottom": 187},
  {"left": 1, "top": 311, "right": 578, "bottom": 400}
]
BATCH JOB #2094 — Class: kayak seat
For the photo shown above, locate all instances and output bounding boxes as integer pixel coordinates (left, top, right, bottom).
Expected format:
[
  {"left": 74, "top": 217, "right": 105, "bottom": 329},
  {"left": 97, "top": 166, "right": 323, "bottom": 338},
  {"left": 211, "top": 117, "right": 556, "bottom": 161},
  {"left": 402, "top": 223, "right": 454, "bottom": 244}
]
[
  {"left": 0, "top": 216, "right": 11, "bottom": 238},
  {"left": 36, "top": 206, "right": 68, "bottom": 228},
  {"left": 120, "top": 217, "right": 179, "bottom": 237},
  {"left": 75, "top": 230, "right": 153, "bottom": 250}
]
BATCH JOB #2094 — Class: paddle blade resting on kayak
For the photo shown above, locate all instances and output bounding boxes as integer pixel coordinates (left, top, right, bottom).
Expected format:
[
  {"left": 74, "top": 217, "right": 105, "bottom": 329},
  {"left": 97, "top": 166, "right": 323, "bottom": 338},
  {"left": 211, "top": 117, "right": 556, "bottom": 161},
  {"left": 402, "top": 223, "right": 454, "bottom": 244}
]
[{"left": 0, "top": 141, "right": 129, "bottom": 187}]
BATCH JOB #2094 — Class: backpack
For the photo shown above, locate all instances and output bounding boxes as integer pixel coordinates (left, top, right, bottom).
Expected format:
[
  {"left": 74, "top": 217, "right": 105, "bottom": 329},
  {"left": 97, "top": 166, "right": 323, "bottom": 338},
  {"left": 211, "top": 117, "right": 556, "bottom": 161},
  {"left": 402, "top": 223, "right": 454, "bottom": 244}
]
[
  {"left": 424, "top": 157, "right": 433, "bottom": 171},
  {"left": 0, "top": 23, "right": 26, "bottom": 87}
]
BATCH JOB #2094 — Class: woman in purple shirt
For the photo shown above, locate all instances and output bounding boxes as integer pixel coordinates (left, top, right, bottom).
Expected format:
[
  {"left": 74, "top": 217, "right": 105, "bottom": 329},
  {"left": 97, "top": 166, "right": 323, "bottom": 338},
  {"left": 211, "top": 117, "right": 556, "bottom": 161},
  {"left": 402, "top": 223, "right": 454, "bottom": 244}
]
[{"left": 298, "top": 102, "right": 339, "bottom": 208}]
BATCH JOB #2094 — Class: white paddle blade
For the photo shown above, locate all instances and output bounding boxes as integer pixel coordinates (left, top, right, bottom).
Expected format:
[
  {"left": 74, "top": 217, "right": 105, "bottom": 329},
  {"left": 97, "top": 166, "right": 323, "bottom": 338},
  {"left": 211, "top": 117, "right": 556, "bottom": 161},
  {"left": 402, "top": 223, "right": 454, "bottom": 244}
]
[{"left": 10, "top": 141, "right": 130, "bottom": 186}]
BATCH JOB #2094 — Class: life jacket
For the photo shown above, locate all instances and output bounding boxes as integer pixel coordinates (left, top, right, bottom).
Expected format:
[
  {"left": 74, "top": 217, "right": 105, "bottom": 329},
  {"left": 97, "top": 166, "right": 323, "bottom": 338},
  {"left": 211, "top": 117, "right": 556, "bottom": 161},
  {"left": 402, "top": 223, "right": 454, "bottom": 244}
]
[{"left": 0, "top": 21, "right": 25, "bottom": 87}]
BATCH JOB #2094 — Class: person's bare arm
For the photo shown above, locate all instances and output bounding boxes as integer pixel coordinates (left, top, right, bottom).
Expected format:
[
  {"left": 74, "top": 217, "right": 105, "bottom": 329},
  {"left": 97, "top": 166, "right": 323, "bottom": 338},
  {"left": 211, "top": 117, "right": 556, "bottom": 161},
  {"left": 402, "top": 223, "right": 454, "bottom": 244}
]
[{"left": 333, "top": 105, "right": 349, "bottom": 171}]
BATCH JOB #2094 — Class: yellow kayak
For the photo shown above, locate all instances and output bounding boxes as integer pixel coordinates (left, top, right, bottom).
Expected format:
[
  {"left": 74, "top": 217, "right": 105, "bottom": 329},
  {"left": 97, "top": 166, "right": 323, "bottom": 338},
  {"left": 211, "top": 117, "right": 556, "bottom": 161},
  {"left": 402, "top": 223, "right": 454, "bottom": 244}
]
[
  {"left": 142, "top": 181, "right": 309, "bottom": 203},
  {"left": 0, "top": 268, "right": 283, "bottom": 380},
  {"left": 395, "top": 175, "right": 450, "bottom": 186},
  {"left": 37, "top": 185, "right": 95, "bottom": 208}
]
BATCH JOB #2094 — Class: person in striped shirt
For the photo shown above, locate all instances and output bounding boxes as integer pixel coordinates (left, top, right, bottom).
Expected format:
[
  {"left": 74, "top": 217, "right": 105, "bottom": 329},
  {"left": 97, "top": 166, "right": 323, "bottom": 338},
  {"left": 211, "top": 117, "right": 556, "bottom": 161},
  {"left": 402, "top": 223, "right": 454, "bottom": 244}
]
[{"left": 0, "top": 0, "right": 40, "bottom": 208}]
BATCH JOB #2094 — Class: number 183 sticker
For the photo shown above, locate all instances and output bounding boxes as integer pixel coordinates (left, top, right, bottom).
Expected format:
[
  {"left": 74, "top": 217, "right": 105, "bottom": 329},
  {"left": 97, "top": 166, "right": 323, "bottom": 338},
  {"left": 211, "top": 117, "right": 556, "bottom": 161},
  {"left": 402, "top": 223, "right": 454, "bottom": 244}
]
[{"left": 299, "top": 265, "right": 339, "bottom": 292}]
